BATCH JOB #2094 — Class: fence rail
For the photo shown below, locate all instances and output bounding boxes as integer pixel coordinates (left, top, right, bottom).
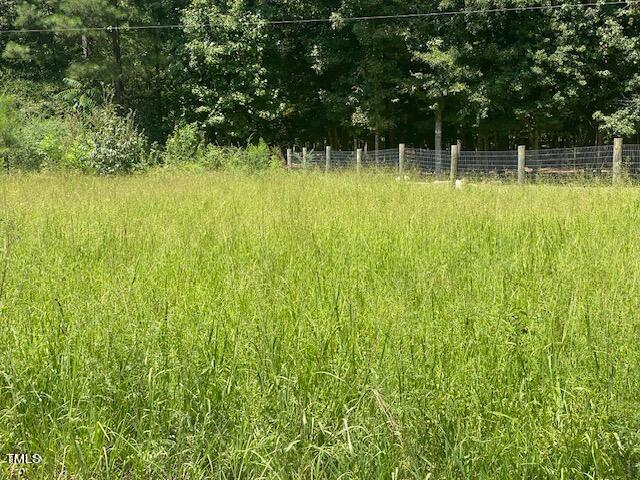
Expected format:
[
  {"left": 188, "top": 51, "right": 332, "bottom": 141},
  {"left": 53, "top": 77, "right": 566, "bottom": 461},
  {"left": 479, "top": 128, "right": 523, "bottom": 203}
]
[{"left": 287, "top": 140, "right": 640, "bottom": 182}]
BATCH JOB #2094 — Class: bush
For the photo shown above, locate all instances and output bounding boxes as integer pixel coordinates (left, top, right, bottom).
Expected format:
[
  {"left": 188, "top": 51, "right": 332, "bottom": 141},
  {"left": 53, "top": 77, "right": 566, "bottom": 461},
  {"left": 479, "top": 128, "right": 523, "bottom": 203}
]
[
  {"left": 0, "top": 95, "right": 20, "bottom": 170},
  {"left": 88, "top": 107, "right": 149, "bottom": 175},
  {"left": 164, "top": 123, "right": 206, "bottom": 164},
  {"left": 244, "top": 139, "right": 282, "bottom": 171},
  {"left": 163, "top": 135, "right": 282, "bottom": 172},
  {"left": 23, "top": 117, "right": 92, "bottom": 171},
  {"left": 2, "top": 82, "right": 280, "bottom": 174},
  {"left": 0, "top": 93, "right": 94, "bottom": 172},
  {"left": 216, "top": 139, "right": 281, "bottom": 171}
]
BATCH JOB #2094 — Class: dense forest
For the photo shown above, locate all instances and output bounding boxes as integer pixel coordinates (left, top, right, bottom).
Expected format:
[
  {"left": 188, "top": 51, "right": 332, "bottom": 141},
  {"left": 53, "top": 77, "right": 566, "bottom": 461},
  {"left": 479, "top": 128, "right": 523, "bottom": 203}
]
[{"left": 1, "top": 0, "right": 639, "bottom": 163}]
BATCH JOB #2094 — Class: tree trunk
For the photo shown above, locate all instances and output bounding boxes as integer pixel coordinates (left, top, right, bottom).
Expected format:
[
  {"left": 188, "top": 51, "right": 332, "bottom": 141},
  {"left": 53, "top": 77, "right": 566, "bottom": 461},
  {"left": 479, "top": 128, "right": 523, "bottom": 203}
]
[
  {"left": 110, "top": 21, "right": 124, "bottom": 105},
  {"left": 374, "top": 132, "right": 380, "bottom": 165},
  {"left": 435, "top": 101, "right": 443, "bottom": 174},
  {"left": 82, "top": 35, "right": 90, "bottom": 59}
]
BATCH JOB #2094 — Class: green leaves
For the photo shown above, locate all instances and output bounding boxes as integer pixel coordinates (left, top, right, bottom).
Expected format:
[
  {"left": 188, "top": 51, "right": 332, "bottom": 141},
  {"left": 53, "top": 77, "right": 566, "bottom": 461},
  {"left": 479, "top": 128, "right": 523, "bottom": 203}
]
[
  {"left": 1, "top": 0, "right": 640, "bottom": 148},
  {"left": 56, "top": 77, "right": 103, "bottom": 112},
  {"left": 88, "top": 106, "right": 149, "bottom": 174},
  {"left": 183, "top": 1, "right": 284, "bottom": 142}
]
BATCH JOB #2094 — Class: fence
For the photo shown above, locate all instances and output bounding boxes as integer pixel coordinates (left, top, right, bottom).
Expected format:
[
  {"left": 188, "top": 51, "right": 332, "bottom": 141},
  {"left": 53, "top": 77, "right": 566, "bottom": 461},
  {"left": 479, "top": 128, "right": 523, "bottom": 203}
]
[{"left": 286, "top": 140, "right": 640, "bottom": 183}]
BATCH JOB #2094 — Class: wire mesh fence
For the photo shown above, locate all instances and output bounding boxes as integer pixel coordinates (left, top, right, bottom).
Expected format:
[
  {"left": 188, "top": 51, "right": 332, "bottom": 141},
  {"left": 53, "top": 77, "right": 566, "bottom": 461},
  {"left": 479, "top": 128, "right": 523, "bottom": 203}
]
[
  {"left": 623, "top": 144, "right": 640, "bottom": 175},
  {"left": 362, "top": 149, "right": 400, "bottom": 169},
  {"left": 406, "top": 149, "right": 447, "bottom": 174},
  {"left": 525, "top": 146, "right": 613, "bottom": 177},
  {"left": 288, "top": 143, "right": 640, "bottom": 181},
  {"left": 297, "top": 148, "right": 401, "bottom": 171},
  {"left": 331, "top": 151, "right": 359, "bottom": 169}
]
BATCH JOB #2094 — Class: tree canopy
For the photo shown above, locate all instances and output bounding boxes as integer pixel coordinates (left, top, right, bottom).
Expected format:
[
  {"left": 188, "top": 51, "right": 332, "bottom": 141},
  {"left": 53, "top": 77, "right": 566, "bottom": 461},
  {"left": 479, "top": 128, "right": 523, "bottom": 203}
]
[{"left": 1, "top": 0, "right": 639, "bottom": 149}]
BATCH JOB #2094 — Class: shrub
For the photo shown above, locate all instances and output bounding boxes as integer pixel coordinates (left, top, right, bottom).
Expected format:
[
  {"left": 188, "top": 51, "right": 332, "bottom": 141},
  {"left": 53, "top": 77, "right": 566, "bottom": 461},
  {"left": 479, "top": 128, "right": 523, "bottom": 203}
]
[
  {"left": 0, "top": 92, "right": 94, "bottom": 172},
  {"left": 244, "top": 139, "right": 282, "bottom": 171},
  {"left": 88, "top": 107, "right": 149, "bottom": 175},
  {"left": 199, "top": 144, "right": 226, "bottom": 169},
  {"left": 163, "top": 136, "right": 281, "bottom": 172},
  {"left": 0, "top": 95, "right": 53, "bottom": 171},
  {"left": 22, "top": 117, "right": 92, "bottom": 171},
  {"left": 0, "top": 95, "right": 20, "bottom": 171},
  {"left": 164, "top": 123, "right": 206, "bottom": 164},
  {"left": 217, "top": 139, "right": 281, "bottom": 171}
]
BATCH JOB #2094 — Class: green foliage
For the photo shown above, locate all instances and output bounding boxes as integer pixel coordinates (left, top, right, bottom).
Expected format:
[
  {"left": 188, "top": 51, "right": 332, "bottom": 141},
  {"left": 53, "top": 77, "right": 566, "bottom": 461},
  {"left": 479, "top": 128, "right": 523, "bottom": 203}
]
[
  {"left": 164, "top": 125, "right": 281, "bottom": 171},
  {"left": 594, "top": 75, "right": 640, "bottom": 138},
  {"left": 222, "top": 139, "right": 281, "bottom": 171},
  {"left": 88, "top": 106, "right": 149, "bottom": 175},
  {"left": 56, "top": 78, "right": 104, "bottom": 113},
  {"left": 0, "top": 95, "right": 19, "bottom": 169},
  {"left": 164, "top": 122, "right": 206, "bottom": 164},
  {"left": 0, "top": 89, "right": 282, "bottom": 174},
  {"left": 2, "top": 1, "right": 640, "bottom": 150},
  {"left": 208, "top": 140, "right": 281, "bottom": 172},
  {"left": 0, "top": 84, "right": 103, "bottom": 171},
  {"left": 21, "top": 116, "right": 92, "bottom": 170},
  {"left": 183, "top": 1, "right": 285, "bottom": 143},
  {"left": 246, "top": 139, "right": 282, "bottom": 171},
  {"left": 1, "top": 40, "right": 31, "bottom": 61},
  {"left": 594, "top": 103, "right": 640, "bottom": 138},
  {"left": 0, "top": 93, "right": 92, "bottom": 171}
]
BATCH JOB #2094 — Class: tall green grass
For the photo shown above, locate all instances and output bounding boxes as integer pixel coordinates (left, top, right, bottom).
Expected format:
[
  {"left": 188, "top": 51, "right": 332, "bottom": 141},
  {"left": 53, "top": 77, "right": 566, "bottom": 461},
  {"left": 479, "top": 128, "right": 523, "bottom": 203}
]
[{"left": 1, "top": 172, "right": 640, "bottom": 479}]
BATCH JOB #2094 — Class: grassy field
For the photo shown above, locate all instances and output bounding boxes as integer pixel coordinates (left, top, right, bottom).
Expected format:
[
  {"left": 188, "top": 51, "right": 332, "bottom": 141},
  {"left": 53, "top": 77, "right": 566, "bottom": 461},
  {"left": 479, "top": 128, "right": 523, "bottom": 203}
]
[{"left": 1, "top": 172, "right": 640, "bottom": 479}]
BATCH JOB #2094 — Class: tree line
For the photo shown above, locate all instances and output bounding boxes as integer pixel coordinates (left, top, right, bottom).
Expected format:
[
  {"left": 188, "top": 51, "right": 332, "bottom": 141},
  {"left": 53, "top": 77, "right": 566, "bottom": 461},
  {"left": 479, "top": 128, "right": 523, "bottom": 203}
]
[{"left": 1, "top": 0, "right": 639, "bottom": 152}]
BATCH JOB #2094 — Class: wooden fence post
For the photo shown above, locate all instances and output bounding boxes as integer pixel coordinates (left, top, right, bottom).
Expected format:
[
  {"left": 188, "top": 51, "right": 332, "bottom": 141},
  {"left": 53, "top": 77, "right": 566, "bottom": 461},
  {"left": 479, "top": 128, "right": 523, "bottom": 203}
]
[
  {"left": 325, "top": 146, "right": 331, "bottom": 173},
  {"left": 435, "top": 116, "right": 443, "bottom": 175},
  {"left": 518, "top": 145, "right": 526, "bottom": 184},
  {"left": 450, "top": 144, "right": 459, "bottom": 184},
  {"left": 613, "top": 138, "right": 623, "bottom": 184},
  {"left": 357, "top": 148, "right": 362, "bottom": 174},
  {"left": 287, "top": 148, "right": 293, "bottom": 170},
  {"left": 302, "top": 147, "right": 308, "bottom": 169},
  {"left": 399, "top": 144, "right": 405, "bottom": 175},
  {"left": 456, "top": 140, "right": 462, "bottom": 180}
]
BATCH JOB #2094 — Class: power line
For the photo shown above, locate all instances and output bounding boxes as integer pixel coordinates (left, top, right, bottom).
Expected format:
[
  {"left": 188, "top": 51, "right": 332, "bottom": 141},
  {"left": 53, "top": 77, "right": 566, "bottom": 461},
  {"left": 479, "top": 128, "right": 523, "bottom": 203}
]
[
  {"left": 0, "top": 1, "right": 637, "bottom": 35},
  {"left": 269, "top": 1, "right": 639, "bottom": 24},
  {"left": 0, "top": 24, "right": 183, "bottom": 35}
]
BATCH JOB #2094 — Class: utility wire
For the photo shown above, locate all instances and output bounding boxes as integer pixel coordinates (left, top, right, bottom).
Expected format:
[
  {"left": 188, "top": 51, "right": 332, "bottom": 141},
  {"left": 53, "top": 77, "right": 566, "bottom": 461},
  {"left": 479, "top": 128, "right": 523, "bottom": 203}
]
[
  {"left": 0, "top": 24, "right": 183, "bottom": 35},
  {"left": 270, "top": 0, "right": 639, "bottom": 24},
  {"left": 0, "top": 1, "right": 637, "bottom": 34}
]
